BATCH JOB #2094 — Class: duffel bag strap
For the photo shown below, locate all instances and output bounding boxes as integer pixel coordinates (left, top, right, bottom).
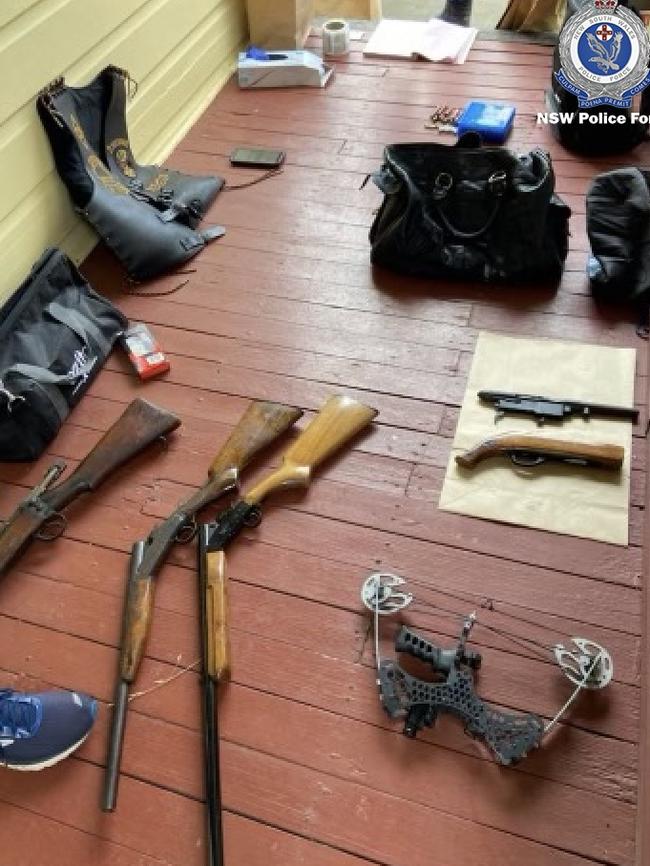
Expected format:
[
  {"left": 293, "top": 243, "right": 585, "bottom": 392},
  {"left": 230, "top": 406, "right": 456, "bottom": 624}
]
[
  {"left": 1, "top": 299, "right": 114, "bottom": 420},
  {"left": 5, "top": 358, "right": 97, "bottom": 421},
  {"left": 46, "top": 301, "right": 111, "bottom": 355}
]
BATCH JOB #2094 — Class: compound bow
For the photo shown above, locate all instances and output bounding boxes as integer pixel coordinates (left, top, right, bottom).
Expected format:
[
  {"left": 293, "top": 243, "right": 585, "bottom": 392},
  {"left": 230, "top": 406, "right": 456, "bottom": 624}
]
[{"left": 361, "top": 572, "right": 613, "bottom": 766}]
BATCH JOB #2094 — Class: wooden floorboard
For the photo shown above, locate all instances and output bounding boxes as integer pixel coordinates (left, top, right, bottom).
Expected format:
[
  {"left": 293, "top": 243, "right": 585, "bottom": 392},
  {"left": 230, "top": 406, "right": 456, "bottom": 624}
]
[{"left": 1, "top": 34, "right": 647, "bottom": 866}]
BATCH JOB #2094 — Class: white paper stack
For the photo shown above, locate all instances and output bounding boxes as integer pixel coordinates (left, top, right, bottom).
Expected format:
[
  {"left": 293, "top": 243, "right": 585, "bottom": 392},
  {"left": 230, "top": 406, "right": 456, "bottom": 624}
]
[{"left": 363, "top": 18, "right": 478, "bottom": 64}]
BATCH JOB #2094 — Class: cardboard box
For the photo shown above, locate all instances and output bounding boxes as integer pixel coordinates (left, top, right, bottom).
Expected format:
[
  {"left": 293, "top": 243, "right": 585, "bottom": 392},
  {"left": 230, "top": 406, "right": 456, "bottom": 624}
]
[{"left": 246, "top": 0, "right": 314, "bottom": 49}]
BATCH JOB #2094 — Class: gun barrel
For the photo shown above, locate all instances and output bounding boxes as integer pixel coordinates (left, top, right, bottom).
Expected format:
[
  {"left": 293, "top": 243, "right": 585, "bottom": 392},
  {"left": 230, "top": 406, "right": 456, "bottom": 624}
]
[
  {"left": 102, "top": 680, "right": 129, "bottom": 812},
  {"left": 478, "top": 390, "right": 638, "bottom": 422},
  {"left": 199, "top": 524, "right": 226, "bottom": 866},
  {"left": 102, "top": 540, "right": 146, "bottom": 812},
  {"left": 203, "top": 679, "right": 224, "bottom": 866}
]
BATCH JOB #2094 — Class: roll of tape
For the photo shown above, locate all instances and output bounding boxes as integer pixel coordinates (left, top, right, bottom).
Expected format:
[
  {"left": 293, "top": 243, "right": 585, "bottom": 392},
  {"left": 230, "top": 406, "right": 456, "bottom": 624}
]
[{"left": 322, "top": 19, "right": 350, "bottom": 56}]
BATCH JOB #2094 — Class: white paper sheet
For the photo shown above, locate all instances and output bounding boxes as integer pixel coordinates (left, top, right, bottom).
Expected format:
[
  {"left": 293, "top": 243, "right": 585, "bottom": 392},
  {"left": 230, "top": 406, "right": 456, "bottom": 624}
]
[{"left": 363, "top": 18, "right": 478, "bottom": 64}]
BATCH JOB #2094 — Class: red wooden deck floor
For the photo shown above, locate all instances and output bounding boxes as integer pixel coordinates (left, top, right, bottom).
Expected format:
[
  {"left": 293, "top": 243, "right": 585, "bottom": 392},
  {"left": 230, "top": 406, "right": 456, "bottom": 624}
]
[{"left": 0, "top": 34, "right": 647, "bottom": 866}]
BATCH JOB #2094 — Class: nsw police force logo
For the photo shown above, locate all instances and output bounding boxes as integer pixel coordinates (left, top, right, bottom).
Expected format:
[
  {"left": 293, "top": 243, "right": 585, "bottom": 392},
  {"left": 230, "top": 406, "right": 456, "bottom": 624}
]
[{"left": 556, "top": 0, "right": 650, "bottom": 108}]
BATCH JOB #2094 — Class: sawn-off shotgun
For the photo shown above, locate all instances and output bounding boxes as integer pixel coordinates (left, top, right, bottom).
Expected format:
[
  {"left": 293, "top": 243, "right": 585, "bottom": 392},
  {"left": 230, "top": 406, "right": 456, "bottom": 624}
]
[
  {"left": 198, "top": 394, "right": 378, "bottom": 866},
  {"left": 102, "top": 400, "right": 303, "bottom": 813},
  {"left": 456, "top": 434, "right": 624, "bottom": 470},
  {"left": 0, "top": 398, "right": 181, "bottom": 577}
]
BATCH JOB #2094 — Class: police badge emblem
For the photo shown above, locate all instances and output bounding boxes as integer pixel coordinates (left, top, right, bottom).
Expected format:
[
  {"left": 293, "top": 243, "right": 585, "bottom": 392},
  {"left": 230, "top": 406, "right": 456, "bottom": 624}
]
[{"left": 556, "top": 0, "right": 650, "bottom": 108}]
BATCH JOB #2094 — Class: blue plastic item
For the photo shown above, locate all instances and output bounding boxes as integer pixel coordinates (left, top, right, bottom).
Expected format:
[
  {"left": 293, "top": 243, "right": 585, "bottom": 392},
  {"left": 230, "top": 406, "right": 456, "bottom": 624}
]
[
  {"left": 245, "top": 45, "right": 270, "bottom": 61},
  {"left": 456, "top": 101, "right": 516, "bottom": 144}
]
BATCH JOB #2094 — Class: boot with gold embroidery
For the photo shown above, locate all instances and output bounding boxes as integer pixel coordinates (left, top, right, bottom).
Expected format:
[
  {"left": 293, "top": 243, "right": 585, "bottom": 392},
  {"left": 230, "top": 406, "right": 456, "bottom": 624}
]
[
  {"left": 101, "top": 66, "right": 223, "bottom": 229},
  {"left": 37, "top": 78, "right": 224, "bottom": 282},
  {"left": 39, "top": 67, "right": 223, "bottom": 230}
]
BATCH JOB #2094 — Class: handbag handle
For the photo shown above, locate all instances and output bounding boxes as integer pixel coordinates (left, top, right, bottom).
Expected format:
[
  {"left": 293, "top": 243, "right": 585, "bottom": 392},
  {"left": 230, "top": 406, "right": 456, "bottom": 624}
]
[{"left": 430, "top": 170, "right": 507, "bottom": 240}]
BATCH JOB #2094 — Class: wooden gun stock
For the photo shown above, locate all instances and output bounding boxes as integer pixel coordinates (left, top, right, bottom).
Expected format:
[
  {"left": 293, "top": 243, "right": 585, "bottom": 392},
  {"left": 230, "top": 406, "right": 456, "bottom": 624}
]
[
  {"left": 244, "top": 395, "right": 378, "bottom": 506},
  {"left": 455, "top": 434, "right": 624, "bottom": 470},
  {"left": 0, "top": 399, "right": 180, "bottom": 577},
  {"left": 44, "top": 399, "right": 181, "bottom": 513}
]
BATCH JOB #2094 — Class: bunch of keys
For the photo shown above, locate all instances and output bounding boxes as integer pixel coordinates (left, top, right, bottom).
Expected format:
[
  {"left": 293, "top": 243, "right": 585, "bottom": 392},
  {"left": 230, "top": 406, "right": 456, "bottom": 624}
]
[{"left": 425, "top": 104, "right": 461, "bottom": 133}]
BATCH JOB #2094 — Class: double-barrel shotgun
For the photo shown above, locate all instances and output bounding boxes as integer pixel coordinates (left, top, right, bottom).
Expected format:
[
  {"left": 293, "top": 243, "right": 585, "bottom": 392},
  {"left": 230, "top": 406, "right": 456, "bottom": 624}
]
[
  {"left": 0, "top": 398, "right": 181, "bottom": 577},
  {"left": 102, "top": 400, "right": 303, "bottom": 813},
  {"left": 198, "top": 394, "right": 378, "bottom": 866}
]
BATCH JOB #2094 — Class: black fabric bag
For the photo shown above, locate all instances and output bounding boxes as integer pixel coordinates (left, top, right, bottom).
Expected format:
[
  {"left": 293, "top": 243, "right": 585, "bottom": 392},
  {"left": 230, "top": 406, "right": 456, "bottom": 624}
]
[
  {"left": 586, "top": 167, "right": 650, "bottom": 326},
  {"left": 0, "top": 248, "right": 127, "bottom": 460},
  {"left": 369, "top": 135, "right": 571, "bottom": 284}
]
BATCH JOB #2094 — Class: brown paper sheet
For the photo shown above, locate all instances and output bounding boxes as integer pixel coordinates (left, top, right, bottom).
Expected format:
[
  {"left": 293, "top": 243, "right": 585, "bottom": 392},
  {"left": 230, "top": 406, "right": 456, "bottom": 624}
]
[{"left": 438, "top": 333, "right": 636, "bottom": 545}]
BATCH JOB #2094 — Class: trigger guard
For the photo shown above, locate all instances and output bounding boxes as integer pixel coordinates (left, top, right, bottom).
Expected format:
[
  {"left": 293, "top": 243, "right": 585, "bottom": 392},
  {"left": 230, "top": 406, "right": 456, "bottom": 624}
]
[
  {"left": 174, "top": 518, "right": 197, "bottom": 544},
  {"left": 510, "top": 451, "right": 545, "bottom": 467},
  {"left": 35, "top": 512, "right": 67, "bottom": 541},
  {"left": 243, "top": 505, "right": 262, "bottom": 528}
]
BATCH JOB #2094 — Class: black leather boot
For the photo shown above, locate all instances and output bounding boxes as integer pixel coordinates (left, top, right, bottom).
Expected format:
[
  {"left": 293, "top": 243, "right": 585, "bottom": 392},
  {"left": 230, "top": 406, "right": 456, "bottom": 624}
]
[
  {"left": 38, "top": 79, "right": 224, "bottom": 282},
  {"left": 39, "top": 67, "right": 223, "bottom": 230},
  {"left": 439, "top": 0, "right": 473, "bottom": 26},
  {"left": 101, "top": 67, "right": 223, "bottom": 228}
]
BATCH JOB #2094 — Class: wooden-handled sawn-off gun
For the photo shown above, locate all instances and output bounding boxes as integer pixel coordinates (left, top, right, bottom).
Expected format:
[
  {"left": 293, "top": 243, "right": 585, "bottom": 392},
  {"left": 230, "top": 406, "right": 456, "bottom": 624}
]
[
  {"left": 102, "top": 400, "right": 303, "bottom": 813},
  {"left": 455, "top": 434, "right": 624, "bottom": 471},
  {"left": 0, "top": 398, "right": 181, "bottom": 577},
  {"left": 198, "top": 394, "right": 378, "bottom": 866}
]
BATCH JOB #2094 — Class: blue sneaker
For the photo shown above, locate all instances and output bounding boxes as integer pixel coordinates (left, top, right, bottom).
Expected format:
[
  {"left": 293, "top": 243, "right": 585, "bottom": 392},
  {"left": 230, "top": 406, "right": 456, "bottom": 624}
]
[{"left": 0, "top": 689, "right": 97, "bottom": 771}]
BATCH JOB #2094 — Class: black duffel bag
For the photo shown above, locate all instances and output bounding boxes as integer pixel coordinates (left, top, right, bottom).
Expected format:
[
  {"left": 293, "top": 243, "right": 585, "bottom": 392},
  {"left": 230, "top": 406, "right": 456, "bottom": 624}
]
[
  {"left": 586, "top": 166, "right": 650, "bottom": 335},
  {"left": 369, "top": 134, "right": 571, "bottom": 284},
  {"left": 0, "top": 248, "right": 127, "bottom": 460},
  {"left": 587, "top": 167, "right": 650, "bottom": 304}
]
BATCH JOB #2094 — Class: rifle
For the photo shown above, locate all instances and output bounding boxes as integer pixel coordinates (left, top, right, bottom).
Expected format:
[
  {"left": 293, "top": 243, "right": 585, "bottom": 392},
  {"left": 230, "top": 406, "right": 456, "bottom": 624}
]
[
  {"left": 0, "top": 399, "right": 181, "bottom": 577},
  {"left": 197, "top": 394, "right": 378, "bottom": 866},
  {"left": 102, "top": 400, "right": 302, "bottom": 813},
  {"left": 455, "top": 434, "right": 624, "bottom": 471},
  {"left": 478, "top": 390, "right": 639, "bottom": 425}
]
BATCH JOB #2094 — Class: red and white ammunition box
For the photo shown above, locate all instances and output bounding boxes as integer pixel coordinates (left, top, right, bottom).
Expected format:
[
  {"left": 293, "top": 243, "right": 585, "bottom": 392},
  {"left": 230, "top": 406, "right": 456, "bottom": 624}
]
[{"left": 119, "top": 323, "right": 170, "bottom": 380}]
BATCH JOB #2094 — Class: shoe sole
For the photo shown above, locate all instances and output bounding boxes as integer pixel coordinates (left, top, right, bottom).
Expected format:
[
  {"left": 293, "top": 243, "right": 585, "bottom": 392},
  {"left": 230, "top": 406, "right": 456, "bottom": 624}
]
[{"left": 1, "top": 731, "right": 91, "bottom": 771}]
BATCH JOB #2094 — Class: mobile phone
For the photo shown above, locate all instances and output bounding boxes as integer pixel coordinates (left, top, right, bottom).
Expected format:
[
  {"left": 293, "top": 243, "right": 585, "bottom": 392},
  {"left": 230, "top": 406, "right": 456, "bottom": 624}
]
[{"left": 229, "top": 146, "right": 286, "bottom": 168}]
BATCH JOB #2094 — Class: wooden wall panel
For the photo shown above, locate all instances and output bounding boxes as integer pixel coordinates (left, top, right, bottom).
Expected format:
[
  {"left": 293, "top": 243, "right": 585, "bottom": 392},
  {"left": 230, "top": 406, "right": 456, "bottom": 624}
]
[
  {"left": 315, "top": 0, "right": 382, "bottom": 18},
  {"left": 0, "top": 0, "right": 247, "bottom": 302}
]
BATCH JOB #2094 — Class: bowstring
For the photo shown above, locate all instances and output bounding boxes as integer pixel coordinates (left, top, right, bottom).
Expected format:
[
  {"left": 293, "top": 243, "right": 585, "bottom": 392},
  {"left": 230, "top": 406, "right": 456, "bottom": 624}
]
[{"left": 394, "top": 574, "right": 559, "bottom": 663}]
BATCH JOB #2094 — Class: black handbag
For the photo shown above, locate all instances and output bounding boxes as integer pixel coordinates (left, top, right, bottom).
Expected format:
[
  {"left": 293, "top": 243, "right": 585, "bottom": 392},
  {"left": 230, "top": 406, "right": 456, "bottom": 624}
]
[
  {"left": 369, "top": 134, "right": 571, "bottom": 284},
  {"left": 0, "top": 248, "right": 127, "bottom": 460}
]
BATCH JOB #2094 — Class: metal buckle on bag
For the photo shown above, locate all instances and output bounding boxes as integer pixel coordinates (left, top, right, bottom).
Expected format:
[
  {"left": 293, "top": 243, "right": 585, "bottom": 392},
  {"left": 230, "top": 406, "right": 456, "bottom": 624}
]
[
  {"left": 432, "top": 171, "right": 454, "bottom": 199},
  {"left": 487, "top": 170, "right": 508, "bottom": 196},
  {"left": 0, "top": 379, "right": 25, "bottom": 413}
]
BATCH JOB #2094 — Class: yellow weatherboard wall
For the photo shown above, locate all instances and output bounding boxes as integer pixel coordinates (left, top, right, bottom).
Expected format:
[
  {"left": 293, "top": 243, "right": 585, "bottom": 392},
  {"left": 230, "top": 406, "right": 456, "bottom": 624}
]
[{"left": 0, "top": 0, "right": 247, "bottom": 303}]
